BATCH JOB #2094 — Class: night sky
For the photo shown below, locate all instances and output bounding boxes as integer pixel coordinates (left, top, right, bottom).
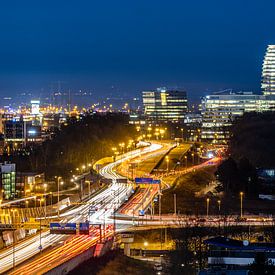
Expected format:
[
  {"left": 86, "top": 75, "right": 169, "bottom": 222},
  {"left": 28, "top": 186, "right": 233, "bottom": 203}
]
[{"left": 0, "top": 0, "right": 275, "bottom": 99}]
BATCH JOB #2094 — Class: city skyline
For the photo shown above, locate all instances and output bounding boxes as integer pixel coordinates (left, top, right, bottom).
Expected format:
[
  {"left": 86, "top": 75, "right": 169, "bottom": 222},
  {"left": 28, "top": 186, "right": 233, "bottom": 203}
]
[{"left": 0, "top": 1, "right": 275, "bottom": 99}]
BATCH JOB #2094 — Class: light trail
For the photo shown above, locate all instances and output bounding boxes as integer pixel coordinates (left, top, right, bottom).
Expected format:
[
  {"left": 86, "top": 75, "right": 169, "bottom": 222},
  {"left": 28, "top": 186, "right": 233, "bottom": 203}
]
[{"left": 1, "top": 142, "right": 164, "bottom": 274}]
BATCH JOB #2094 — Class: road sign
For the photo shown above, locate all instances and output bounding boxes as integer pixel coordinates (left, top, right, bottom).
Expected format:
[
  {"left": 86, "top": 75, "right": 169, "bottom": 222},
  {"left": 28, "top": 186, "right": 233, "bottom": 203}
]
[
  {"left": 135, "top": 178, "right": 160, "bottom": 184},
  {"left": 50, "top": 223, "right": 76, "bottom": 234},
  {"left": 135, "top": 177, "right": 153, "bottom": 184},
  {"left": 139, "top": 210, "right": 145, "bottom": 216},
  {"left": 79, "top": 222, "right": 90, "bottom": 235},
  {"left": 89, "top": 206, "right": 98, "bottom": 215}
]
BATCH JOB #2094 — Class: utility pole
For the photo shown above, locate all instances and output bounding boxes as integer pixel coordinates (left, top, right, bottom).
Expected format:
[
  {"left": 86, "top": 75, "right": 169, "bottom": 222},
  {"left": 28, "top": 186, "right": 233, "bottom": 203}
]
[
  {"left": 240, "top": 192, "right": 244, "bottom": 218},
  {"left": 174, "top": 193, "right": 177, "bottom": 215}
]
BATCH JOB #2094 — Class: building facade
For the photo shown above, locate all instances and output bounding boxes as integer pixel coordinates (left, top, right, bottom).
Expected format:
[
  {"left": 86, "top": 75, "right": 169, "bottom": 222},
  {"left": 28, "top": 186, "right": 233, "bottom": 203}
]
[
  {"left": 262, "top": 45, "right": 275, "bottom": 95},
  {"left": 201, "top": 92, "right": 275, "bottom": 143},
  {"left": 0, "top": 162, "right": 16, "bottom": 200},
  {"left": 201, "top": 236, "right": 275, "bottom": 273},
  {"left": 142, "top": 88, "right": 188, "bottom": 124}
]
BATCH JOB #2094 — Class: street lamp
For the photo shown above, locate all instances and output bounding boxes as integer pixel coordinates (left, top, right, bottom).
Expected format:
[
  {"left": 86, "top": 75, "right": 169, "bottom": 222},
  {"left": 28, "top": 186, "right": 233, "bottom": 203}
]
[
  {"left": 217, "top": 200, "right": 221, "bottom": 213},
  {"left": 184, "top": 155, "right": 187, "bottom": 169},
  {"left": 43, "top": 183, "right": 47, "bottom": 220},
  {"left": 49, "top": 191, "right": 53, "bottom": 217},
  {"left": 166, "top": 156, "right": 169, "bottom": 172},
  {"left": 40, "top": 198, "right": 44, "bottom": 208},
  {"left": 206, "top": 198, "right": 210, "bottom": 218},
  {"left": 34, "top": 196, "right": 37, "bottom": 208},
  {"left": 217, "top": 199, "right": 221, "bottom": 219},
  {"left": 173, "top": 193, "right": 177, "bottom": 216},
  {"left": 240, "top": 192, "right": 244, "bottom": 218},
  {"left": 191, "top": 153, "right": 195, "bottom": 166},
  {"left": 57, "top": 177, "right": 63, "bottom": 218},
  {"left": 85, "top": 180, "right": 91, "bottom": 196}
]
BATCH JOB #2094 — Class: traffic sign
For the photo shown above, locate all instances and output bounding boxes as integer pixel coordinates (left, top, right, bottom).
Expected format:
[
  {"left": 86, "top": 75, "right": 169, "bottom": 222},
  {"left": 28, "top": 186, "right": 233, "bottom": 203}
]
[
  {"left": 50, "top": 223, "right": 76, "bottom": 234},
  {"left": 79, "top": 222, "right": 90, "bottom": 235},
  {"left": 135, "top": 177, "right": 153, "bottom": 183},
  {"left": 139, "top": 210, "right": 145, "bottom": 216}
]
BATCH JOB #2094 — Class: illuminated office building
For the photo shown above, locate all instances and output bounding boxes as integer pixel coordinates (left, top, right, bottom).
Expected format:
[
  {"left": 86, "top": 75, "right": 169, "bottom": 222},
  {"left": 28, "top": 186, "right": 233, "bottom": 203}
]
[
  {"left": 31, "top": 100, "right": 40, "bottom": 115},
  {"left": 142, "top": 88, "right": 187, "bottom": 124},
  {"left": 262, "top": 45, "right": 275, "bottom": 95},
  {"left": 201, "top": 92, "right": 275, "bottom": 143}
]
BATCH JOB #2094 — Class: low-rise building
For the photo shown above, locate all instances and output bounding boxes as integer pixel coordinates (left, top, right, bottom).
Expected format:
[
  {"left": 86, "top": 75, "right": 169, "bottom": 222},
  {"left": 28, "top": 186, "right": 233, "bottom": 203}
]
[
  {"left": 0, "top": 162, "right": 16, "bottom": 200},
  {"left": 200, "top": 236, "right": 275, "bottom": 274}
]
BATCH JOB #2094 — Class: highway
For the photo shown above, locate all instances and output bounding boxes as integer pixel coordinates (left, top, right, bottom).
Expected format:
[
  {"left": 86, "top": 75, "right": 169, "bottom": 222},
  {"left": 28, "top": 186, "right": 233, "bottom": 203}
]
[
  {"left": 2, "top": 142, "right": 164, "bottom": 274},
  {"left": 1, "top": 142, "right": 272, "bottom": 274}
]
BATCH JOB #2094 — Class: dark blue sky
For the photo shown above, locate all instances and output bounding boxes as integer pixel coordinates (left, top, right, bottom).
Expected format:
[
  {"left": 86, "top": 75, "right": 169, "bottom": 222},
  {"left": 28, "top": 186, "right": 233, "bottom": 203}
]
[{"left": 0, "top": 0, "right": 275, "bottom": 99}]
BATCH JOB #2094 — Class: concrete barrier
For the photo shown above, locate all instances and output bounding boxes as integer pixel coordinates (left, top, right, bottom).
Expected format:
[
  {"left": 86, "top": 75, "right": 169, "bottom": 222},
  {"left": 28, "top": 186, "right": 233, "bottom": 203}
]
[
  {"left": 45, "top": 240, "right": 113, "bottom": 275},
  {"left": 45, "top": 246, "right": 96, "bottom": 275}
]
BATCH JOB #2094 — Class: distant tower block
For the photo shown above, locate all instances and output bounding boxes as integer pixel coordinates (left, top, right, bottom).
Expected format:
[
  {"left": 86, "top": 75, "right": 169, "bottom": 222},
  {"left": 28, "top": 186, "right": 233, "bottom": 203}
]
[
  {"left": 31, "top": 100, "right": 40, "bottom": 115},
  {"left": 120, "top": 233, "right": 134, "bottom": 256}
]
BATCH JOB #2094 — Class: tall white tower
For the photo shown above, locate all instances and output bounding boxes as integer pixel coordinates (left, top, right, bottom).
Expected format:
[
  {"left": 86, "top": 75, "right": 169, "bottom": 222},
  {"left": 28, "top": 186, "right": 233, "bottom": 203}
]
[{"left": 262, "top": 45, "right": 275, "bottom": 95}]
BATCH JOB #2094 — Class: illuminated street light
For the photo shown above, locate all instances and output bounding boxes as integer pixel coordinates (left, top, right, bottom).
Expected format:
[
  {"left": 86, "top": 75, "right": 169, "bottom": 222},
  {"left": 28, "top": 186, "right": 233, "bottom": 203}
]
[
  {"left": 165, "top": 156, "right": 169, "bottom": 172},
  {"left": 217, "top": 199, "right": 221, "bottom": 213},
  {"left": 43, "top": 184, "right": 47, "bottom": 220},
  {"left": 206, "top": 198, "right": 210, "bottom": 218},
  {"left": 181, "top": 128, "right": 184, "bottom": 140},
  {"left": 57, "top": 177, "right": 63, "bottom": 218},
  {"left": 184, "top": 155, "right": 187, "bottom": 169},
  {"left": 240, "top": 192, "right": 244, "bottom": 218}
]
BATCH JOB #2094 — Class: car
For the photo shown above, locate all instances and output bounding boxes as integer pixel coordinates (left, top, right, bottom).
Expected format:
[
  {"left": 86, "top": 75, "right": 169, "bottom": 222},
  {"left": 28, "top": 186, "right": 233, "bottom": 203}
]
[{"left": 154, "top": 263, "right": 163, "bottom": 271}]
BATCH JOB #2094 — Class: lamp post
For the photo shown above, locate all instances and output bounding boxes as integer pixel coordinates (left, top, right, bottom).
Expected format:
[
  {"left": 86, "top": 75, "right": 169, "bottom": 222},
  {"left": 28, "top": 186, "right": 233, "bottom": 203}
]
[
  {"left": 173, "top": 193, "right": 177, "bottom": 216},
  {"left": 206, "top": 198, "right": 210, "bottom": 218},
  {"left": 57, "top": 177, "right": 63, "bottom": 218},
  {"left": 166, "top": 156, "right": 169, "bottom": 173},
  {"left": 184, "top": 156, "right": 187, "bottom": 169},
  {"left": 191, "top": 153, "right": 195, "bottom": 166},
  {"left": 43, "top": 183, "right": 47, "bottom": 220},
  {"left": 217, "top": 200, "right": 221, "bottom": 214},
  {"left": 240, "top": 192, "right": 244, "bottom": 218},
  {"left": 85, "top": 180, "right": 91, "bottom": 196},
  {"left": 11, "top": 209, "right": 17, "bottom": 270}
]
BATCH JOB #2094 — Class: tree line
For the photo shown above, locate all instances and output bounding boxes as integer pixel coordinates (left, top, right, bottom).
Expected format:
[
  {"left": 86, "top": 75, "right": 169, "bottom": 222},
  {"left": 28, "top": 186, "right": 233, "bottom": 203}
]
[
  {"left": 1, "top": 112, "right": 136, "bottom": 180},
  {"left": 217, "top": 112, "right": 275, "bottom": 197}
]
